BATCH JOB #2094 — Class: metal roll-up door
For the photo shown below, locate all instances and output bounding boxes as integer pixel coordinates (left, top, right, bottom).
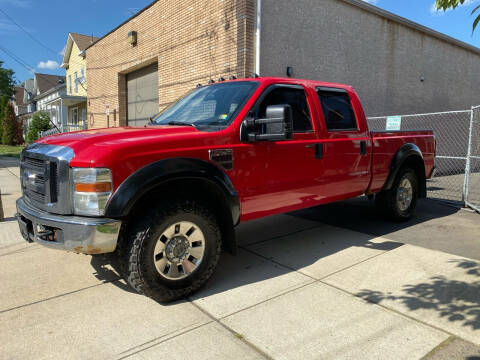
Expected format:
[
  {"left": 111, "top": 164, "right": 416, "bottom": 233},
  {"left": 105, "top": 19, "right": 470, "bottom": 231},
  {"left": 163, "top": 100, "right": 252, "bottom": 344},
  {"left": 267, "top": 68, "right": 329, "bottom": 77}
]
[{"left": 126, "top": 63, "right": 159, "bottom": 126}]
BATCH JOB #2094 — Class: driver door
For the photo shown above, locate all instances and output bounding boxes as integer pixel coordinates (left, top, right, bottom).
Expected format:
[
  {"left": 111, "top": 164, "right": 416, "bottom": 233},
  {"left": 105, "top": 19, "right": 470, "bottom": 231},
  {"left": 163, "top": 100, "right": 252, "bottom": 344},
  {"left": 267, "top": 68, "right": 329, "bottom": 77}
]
[{"left": 241, "top": 84, "right": 325, "bottom": 220}]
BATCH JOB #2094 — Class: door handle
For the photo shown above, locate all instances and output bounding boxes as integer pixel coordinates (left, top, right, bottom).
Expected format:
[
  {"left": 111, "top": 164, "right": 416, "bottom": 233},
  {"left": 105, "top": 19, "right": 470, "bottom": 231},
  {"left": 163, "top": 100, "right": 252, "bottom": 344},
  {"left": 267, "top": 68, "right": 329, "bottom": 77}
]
[
  {"left": 360, "top": 141, "right": 367, "bottom": 156},
  {"left": 306, "top": 143, "right": 323, "bottom": 159}
]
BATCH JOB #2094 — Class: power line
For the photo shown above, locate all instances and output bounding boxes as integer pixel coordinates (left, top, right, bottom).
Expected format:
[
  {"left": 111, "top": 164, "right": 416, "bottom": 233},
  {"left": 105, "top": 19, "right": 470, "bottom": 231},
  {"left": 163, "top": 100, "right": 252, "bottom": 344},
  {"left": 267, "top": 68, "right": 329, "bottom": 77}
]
[
  {"left": 0, "top": 45, "right": 35, "bottom": 73},
  {"left": 0, "top": 46, "right": 65, "bottom": 92},
  {"left": 0, "top": 8, "right": 59, "bottom": 57}
]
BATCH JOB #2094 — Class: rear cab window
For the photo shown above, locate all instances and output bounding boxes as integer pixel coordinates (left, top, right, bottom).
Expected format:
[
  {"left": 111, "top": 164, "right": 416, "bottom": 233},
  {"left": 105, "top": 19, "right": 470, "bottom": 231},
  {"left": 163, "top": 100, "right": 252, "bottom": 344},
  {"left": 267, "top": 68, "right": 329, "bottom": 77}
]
[{"left": 316, "top": 87, "right": 358, "bottom": 131}]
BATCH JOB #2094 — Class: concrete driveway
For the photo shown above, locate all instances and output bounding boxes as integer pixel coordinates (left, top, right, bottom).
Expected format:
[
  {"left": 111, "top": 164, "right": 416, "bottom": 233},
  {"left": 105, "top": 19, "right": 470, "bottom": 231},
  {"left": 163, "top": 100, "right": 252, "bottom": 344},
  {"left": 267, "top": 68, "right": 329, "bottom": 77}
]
[{"left": 1, "top": 157, "right": 479, "bottom": 360}]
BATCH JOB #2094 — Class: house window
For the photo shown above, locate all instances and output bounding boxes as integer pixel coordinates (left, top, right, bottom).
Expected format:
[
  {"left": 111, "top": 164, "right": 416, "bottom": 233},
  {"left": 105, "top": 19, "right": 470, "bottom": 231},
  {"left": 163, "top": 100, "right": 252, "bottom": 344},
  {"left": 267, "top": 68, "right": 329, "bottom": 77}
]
[
  {"left": 70, "top": 107, "right": 78, "bottom": 125},
  {"left": 68, "top": 75, "right": 72, "bottom": 94},
  {"left": 81, "top": 67, "right": 84, "bottom": 80},
  {"left": 74, "top": 72, "right": 78, "bottom": 93}
]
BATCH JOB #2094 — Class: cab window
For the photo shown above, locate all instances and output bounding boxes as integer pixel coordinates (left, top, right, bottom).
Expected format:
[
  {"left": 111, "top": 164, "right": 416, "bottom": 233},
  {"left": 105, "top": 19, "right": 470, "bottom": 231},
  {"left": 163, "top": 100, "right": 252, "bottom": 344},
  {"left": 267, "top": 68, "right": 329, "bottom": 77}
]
[
  {"left": 317, "top": 89, "right": 357, "bottom": 131},
  {"left": 256, "top": 86, "right": 313, "bottom": 133}
]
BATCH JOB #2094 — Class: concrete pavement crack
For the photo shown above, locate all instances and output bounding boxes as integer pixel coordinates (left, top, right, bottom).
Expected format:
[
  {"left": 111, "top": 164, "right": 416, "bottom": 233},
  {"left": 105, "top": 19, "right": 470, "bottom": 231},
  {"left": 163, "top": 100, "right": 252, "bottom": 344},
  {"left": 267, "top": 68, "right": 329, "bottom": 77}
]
[
  {"left": 0, "top": 279, "right": 120, "bottom": 315},
  {"left": 116, "top": 320, "right": 215, "bottom": 359},
  {"left": 187, "top": 299, "right": 274, "bottom": 360},
  {"left": 239, "top": 242, "right": 456, "bottom": 342},
  {"left": 4, "top": 166, "right": 19, "bottom": 179}
]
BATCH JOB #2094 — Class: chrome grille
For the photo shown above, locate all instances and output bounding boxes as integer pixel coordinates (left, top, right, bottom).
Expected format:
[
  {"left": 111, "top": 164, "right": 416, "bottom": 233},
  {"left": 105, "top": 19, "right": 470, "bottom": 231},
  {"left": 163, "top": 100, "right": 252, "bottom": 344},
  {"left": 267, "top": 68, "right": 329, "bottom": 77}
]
[
  {"left": 22, "top": 156, "right": 47, "bottom": 205},
  {"left": 20, "top": 144, "right": 74, "bottom": 215},
  {"left": 24, "top": 156, "right": 44, "bottom": 169},
  {"left": 34, "top": 175, "right": 45, "bottom": 185},
  {"left": 25, "top": 189, "right": 45, "bottom": 203}
]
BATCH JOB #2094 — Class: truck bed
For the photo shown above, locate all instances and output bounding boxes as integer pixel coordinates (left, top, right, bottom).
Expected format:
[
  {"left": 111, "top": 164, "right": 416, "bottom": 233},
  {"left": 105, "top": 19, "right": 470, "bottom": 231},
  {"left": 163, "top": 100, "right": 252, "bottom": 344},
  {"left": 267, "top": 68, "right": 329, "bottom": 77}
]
[{"left": 368, "top": 130, "right": 436, "bottom": 193}]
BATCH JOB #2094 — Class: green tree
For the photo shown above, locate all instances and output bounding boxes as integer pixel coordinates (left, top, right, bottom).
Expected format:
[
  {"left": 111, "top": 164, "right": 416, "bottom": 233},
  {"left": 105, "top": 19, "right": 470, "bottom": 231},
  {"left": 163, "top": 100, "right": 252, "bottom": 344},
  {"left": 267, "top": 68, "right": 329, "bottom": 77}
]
[
  {"left": 14, "top": 116, "right": 23, "bottom": 145},
  {"left": 2, "top": 103, "right": 16, "bottom": 145},
  {"left": 435, "top": 0, "right": 480, "bottom": 32},
  {"left": 0, "top": 60, "right": 15, "bottom": 98},
  {"left": 26, "top": 111, "right": 51, "bottom": 143},
  {"left": 0, "top": 95, "right": 8, "bottom": 142}
]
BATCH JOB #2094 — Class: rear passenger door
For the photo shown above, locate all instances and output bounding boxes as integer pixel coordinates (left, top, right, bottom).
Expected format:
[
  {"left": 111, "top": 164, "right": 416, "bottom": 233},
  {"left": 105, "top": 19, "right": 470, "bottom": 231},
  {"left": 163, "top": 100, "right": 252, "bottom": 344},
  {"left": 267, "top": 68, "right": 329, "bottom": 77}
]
[{"left": 316, "top": 87, "right": 371, "bottom": 200}]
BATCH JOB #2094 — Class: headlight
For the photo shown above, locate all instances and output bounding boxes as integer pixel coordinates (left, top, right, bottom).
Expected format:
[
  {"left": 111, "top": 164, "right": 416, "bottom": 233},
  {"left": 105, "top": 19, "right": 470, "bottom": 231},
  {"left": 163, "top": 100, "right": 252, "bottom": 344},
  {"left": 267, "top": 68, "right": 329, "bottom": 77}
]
[{"left": 72, "top": 168, "right": 113, "bottom": 216}]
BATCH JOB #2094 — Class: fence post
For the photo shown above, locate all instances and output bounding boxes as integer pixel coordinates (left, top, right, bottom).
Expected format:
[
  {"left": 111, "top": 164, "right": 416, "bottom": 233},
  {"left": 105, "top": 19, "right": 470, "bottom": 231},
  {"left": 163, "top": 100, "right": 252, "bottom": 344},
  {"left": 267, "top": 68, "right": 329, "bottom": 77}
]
[{"left": 462, "top": 106, "right": 474, "bottom": 205}]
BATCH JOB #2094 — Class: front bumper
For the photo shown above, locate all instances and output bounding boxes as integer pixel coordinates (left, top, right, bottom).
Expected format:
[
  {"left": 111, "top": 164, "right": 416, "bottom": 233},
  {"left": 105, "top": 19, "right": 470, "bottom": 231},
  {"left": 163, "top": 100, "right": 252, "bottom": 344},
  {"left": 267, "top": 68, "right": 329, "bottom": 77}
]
[{"left": 16, "top": 197, "right": 121, "bottom": 254}]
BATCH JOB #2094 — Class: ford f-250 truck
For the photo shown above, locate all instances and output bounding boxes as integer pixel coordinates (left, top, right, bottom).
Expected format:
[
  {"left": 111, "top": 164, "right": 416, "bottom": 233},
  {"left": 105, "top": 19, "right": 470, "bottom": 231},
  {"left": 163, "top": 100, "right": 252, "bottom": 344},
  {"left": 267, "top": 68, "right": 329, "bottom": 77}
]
[{"left": 16, "top": 77, "right": 435, "bottom": 302}]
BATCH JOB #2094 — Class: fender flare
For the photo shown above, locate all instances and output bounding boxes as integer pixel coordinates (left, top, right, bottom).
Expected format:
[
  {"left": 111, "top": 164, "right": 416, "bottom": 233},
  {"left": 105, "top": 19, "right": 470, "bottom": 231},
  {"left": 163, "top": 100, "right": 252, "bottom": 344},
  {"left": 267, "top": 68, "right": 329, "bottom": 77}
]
[
  {"left": 383, "top": 143, "right": 427, "bottom": 198},
  {"left": 105, "top": 158, "right": 240, "bottom": 226}
]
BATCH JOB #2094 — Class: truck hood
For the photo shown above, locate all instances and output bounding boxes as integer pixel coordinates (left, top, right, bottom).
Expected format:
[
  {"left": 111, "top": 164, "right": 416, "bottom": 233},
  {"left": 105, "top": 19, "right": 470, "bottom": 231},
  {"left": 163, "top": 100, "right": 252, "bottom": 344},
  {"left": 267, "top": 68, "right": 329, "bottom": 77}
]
[
  {"left": 36, "top": 126, "right": 207, "bottom": 166},
  {"left": 38, "top": 125, "right": 200, "bottom": 149}
]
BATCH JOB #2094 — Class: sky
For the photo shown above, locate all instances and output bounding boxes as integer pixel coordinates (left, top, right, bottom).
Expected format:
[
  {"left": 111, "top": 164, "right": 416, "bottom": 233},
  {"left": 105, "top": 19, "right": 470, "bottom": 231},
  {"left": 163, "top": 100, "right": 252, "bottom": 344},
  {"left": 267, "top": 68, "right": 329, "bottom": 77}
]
[{"left": 0, "top": 0, "right": 479, "bottom": 84}]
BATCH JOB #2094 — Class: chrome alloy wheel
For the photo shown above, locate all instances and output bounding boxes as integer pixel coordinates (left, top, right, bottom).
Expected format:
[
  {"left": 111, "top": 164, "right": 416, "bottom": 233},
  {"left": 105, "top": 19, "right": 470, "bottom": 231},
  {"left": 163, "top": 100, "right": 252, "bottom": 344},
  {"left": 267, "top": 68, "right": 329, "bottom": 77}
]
[
  {"left": 153, "top": 221, "right": 206, "bottom": 280},
  {"left": 397, "top": 177, "right": 413, "bottom": 211}
]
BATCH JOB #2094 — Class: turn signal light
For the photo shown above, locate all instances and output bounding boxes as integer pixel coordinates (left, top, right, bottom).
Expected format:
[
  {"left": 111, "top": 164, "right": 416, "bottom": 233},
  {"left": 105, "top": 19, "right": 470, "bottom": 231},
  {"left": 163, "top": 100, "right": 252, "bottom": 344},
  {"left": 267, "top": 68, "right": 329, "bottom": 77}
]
[{"left": 75, "top": 182, "right": 112, "bottom": 193}]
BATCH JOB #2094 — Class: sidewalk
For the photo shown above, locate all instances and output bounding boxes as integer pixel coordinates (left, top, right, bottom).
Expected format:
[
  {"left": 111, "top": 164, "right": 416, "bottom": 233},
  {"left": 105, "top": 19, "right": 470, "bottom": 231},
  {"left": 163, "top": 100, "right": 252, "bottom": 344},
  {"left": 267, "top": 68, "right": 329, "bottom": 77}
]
[
  {"left": 0, "top": 156, "right": 20, "bottom": 221},
  {"left": 0, "top": 157, "right": 479, "bottom": 359}
]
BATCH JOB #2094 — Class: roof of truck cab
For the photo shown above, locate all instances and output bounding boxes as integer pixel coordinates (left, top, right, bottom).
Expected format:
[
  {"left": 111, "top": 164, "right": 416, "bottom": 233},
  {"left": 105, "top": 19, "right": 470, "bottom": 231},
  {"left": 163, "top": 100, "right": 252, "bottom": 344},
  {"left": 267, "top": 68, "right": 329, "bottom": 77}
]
[{"left": 218, "top": 77, "right": 354, "bottom": 91}]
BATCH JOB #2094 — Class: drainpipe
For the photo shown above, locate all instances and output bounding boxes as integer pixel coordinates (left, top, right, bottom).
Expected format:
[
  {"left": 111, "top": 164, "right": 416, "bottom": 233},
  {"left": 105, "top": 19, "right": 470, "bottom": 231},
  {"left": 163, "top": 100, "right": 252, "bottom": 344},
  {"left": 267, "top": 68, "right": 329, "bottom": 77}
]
[{"left": 255, "top": 0, "right": 262, "bottom": 75}]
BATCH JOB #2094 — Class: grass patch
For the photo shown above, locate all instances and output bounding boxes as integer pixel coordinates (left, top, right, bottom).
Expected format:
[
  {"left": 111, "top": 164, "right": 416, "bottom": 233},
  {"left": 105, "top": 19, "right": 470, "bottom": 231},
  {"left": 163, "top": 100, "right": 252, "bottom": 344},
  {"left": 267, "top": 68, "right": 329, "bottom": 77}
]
[{"left": 0, "top": 145, "right": 24, "bottom": 158}]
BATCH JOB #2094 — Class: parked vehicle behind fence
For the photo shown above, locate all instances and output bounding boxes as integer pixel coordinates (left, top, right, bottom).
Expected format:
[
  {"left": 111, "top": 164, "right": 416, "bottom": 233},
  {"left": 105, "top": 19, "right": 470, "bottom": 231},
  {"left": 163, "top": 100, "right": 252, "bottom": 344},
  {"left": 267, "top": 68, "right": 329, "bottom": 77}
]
[{"left": 16, "top": 77, "right": 436, "bottom": 302}]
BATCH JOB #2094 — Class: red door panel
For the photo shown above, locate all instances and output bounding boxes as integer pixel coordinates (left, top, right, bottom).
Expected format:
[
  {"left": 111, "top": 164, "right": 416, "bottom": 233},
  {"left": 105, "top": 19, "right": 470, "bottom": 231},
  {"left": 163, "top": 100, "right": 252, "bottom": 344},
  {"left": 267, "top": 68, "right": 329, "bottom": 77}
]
[{"left": 314, "top": 88, "right": 372, "bottom": 201}]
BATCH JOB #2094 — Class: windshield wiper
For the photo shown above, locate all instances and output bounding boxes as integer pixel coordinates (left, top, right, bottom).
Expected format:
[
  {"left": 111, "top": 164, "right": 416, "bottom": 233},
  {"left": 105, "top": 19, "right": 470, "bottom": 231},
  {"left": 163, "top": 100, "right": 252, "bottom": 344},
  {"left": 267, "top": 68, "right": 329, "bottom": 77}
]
[{"left": 167, "top": 121, "right": 196, "bottom": 127}]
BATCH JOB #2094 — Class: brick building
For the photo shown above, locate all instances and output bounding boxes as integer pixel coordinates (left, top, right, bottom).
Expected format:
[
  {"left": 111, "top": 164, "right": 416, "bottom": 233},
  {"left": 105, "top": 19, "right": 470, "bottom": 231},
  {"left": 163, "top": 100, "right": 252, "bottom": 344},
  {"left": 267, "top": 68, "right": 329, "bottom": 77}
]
[
  {"left": 86, "top": 0, "right": 255, "bottom": 128},
  {"left": 86, "top": 0, "right": 480, "bottom": 128}
]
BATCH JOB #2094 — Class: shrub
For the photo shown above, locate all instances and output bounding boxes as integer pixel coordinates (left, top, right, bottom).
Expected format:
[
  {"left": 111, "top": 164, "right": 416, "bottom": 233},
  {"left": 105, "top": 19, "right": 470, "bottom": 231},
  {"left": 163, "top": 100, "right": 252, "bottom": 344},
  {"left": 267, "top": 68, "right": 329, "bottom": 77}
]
[
  {"left": 1, "top": 103, "right": 16, "bottom": 145},
  {"left": 26, "top": 111, "right": 51, "bottom": 144}
]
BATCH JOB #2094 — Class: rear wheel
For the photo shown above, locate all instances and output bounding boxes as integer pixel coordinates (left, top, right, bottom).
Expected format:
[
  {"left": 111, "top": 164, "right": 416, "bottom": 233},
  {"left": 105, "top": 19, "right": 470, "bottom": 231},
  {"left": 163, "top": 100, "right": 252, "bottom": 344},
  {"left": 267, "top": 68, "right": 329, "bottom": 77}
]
[
  {"left": 118, "top": 198, "right": 222, "bottom": 302},
  {"left": 375, "top": 167, "right": 418, "bottom": 221}
]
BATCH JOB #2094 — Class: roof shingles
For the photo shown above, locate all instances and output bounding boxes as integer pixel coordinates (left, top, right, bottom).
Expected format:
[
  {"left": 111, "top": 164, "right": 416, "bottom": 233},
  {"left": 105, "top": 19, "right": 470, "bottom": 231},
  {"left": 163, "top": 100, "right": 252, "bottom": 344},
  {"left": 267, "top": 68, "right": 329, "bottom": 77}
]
[
  {"left": 70, "top": 33, "right": 99, "bottom": 52},
  {"left": 35, "top": 73, "right": 66, "bottom": 95},
  {"left": 13, "top": 86, "right": 25, "bottom": 105}
]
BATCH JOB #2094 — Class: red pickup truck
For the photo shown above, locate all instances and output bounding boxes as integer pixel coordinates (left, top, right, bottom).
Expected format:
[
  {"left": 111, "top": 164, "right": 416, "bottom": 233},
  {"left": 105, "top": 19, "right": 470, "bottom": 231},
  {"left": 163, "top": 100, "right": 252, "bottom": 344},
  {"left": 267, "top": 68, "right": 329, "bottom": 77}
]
[{"left": 16, "top": 77, "right": 435, "bottom": 302}]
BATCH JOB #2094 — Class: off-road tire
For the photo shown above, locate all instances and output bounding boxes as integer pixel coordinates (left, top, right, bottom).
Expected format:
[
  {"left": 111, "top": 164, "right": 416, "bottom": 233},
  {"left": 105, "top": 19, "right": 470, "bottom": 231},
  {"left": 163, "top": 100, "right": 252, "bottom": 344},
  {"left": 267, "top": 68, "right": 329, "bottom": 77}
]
[
  {"left": 375, "top": 167, "right": 418, "bottom": 222},
  {"left": 118, "top": 198, "right": 222, "bottom": 302}
]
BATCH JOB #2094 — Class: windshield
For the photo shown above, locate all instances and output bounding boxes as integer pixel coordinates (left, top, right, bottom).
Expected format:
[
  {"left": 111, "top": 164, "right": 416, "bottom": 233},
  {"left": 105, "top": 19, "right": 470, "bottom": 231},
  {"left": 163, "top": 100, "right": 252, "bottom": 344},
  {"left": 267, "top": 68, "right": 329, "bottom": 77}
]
[{"left": 152, "top": 81, "right": 258, "bottom": 128}]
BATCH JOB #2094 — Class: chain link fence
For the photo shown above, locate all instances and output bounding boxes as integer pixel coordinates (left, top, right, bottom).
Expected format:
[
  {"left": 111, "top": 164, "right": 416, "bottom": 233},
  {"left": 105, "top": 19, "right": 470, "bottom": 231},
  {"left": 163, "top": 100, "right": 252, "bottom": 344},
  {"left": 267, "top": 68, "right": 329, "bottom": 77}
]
[
  {"left": 464, "top": 106, "right": 480, "bottom": 212},
  {"left": 368, "top": 107, "right": 479, "bottom": 211}
]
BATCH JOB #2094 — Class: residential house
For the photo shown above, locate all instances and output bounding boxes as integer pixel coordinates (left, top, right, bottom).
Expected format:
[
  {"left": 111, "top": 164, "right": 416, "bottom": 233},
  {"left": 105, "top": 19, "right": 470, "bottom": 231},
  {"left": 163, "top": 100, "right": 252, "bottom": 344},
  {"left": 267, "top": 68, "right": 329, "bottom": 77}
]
[
  {"left": 19, "top": 78, "right": 35, "bottom": 138},
  {"left": 12, "top": 86, "right": 28, "bottom": 117},
  {"left": 10, "top": 86, "right": 28, "bottom": 139},
  {"left": 20, "top": 73, "right": 70, "bottom": 136},
  {"left": 22, "top": 78, "right": 35, "bottom": 114},
  {"left": 61, "top": 32, "right": 98, "bottom": 129},
  {"left": 35, "top": 74, "right": 67, "bottom": 130}
]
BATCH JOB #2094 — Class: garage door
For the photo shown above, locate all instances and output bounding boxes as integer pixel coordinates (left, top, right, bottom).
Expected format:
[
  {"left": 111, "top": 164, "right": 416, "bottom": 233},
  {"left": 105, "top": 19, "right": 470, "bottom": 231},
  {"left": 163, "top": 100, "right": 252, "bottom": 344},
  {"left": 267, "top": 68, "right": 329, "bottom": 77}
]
[{"left": 126, "top": 63, "right": 159, "bottom": 126}]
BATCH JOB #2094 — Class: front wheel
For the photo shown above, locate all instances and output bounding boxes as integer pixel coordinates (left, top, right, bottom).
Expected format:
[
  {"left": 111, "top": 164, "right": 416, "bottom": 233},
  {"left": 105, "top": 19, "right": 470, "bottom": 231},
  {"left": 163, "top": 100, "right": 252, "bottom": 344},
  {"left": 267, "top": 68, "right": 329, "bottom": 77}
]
[
  {"left": 118, "top": 199, "right": 222, "bottom": 302},
  {"left": 375, "top": 167, "right": 419, "bottom": 221}
]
